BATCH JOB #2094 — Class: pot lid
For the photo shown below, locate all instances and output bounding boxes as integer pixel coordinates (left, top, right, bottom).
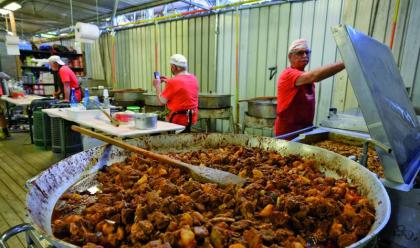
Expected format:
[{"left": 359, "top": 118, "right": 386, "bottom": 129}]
[
  {"left": 199, "top": 93, "right": 231, "bottom": 97},
  {"left": 249, "top": 99, "right": 277, "bottom": 105},
  {"left": 143, "top": 92, "right": 157, "bottom": 96},
  {"left": 332, "top": 25, "right": 420, "bottom": 190},
  {"left": 110, "top": 88, "right": 146, "bottom": 93}
]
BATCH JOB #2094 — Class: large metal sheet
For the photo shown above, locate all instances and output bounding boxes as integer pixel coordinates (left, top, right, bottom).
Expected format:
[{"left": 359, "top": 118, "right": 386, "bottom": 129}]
[{"left": 332, "top": 25, "right": 420, "bottom": 188}]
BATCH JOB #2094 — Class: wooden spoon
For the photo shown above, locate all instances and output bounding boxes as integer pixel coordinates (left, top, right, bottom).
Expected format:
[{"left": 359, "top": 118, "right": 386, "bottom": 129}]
[{"left": 72, "top": 125, "right": 247, "bottom": 186}]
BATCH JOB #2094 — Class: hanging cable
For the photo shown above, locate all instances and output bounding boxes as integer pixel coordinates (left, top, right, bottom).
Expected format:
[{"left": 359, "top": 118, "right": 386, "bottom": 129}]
[
  {"left": 96, "top": 0, "right": 99, "bottom": 25},
  {"left": 70, "top": 0, "right": 74, "bottom": 29}
]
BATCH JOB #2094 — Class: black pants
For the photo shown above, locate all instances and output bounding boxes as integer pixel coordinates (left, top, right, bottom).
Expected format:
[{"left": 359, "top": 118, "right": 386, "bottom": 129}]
[{"left": 169, "top": 110, "right": 193, "bottom": 133}]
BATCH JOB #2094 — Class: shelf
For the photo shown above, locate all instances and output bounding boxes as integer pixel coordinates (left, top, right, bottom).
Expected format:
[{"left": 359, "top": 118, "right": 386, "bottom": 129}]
[
  {"left": 70, "top": 67, "right": 84, "bottom": 72},
  {"left": 23, "top": 83, "right": 55, "bottom": 86},
  {"left": 36, "top": 94, "right": 53, "bottom": 97},
  {"left": 21, "top": 66, "right": 51, "bottom": 71},
  {"left": 21, "top": 66, "right": 84, "bottom": 72},
  {"left": 20, "top": 50, "right": 82, "bottom": 57}
]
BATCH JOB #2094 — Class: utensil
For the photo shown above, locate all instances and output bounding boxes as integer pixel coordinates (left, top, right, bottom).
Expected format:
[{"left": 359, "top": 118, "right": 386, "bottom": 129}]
[
  {"left": 71, "top": 126, "right": 247, "bottom": 186},
  {"left": 93, "top": 101, "right": 120, "bottom": 127}
]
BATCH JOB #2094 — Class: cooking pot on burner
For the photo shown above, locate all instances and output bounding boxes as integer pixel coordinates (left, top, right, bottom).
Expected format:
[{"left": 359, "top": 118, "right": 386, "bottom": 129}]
[
  {"left": 246, "top": 97, "right": 277, "bottom": 119},
  {"left": 1, "top": 133, "right": 390, "bottom": 248},
  {"left": 198, "top": 93, "right": 231, "bottom": 109}
]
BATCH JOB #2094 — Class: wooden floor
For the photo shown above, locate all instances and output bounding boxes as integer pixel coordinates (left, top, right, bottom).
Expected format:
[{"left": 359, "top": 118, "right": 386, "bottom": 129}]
[{"left": 0, "top": 132, "right": 62, "bottom": 248}]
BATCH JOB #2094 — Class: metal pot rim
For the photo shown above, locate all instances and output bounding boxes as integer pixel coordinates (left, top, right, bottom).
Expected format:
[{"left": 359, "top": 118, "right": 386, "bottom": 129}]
[
  {"left": 248, "top": 99, "right": 277, "bottom": 104},
  {"left": 199, "top": 94, "right": 232, "bottom": 97},
  {"left": 25, "top": 133, "right": 391, "bottom": 248}
]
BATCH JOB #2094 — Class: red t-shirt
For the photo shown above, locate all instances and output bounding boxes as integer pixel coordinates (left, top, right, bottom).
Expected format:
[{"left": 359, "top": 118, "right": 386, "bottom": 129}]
[
  {"left": 275, "top": 67, "right": 315, "bottom": 136},
  {"left": 59, "top": 65, "right": 81, "bottom": 101},
  {"left": 161, "top": 74, "right": 199, "bottom": 126}
]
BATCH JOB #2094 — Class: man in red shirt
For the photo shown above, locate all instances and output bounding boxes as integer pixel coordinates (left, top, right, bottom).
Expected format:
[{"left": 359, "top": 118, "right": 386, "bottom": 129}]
[
  {"left": 275, "top": 39, "right": 345, "bottom": 138},
  {"left": 153, "top": 54, "right": 199, "bottom": 132},
  {"left": 48, "top": 55, "right": 81, "bottom": 102}
]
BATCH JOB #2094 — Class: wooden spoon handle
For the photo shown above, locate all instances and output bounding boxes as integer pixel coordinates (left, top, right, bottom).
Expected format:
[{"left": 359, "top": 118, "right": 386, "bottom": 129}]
[{"left": 71, "top": 125, "right": 190, "bottom": 169}]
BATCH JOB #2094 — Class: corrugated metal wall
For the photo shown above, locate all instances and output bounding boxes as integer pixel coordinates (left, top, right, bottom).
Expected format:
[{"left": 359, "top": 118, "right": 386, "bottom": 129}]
[
  {"left": 216, "top": 0, "right": 344, "bottom": 134},
  {"left": 85, "top": 0, "right": 419, "bottom": 135},
  {"left": 107, "top": 15, "right": 217, "bottom": 94}
]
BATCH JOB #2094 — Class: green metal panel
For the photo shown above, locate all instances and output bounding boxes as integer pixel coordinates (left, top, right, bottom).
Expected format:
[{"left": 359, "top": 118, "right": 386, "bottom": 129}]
[
  {"left": 289, "top": 2, "right": 303, "bottom": 42},
  {"left": 208, "top": 15, "right": 217, "bottom": 93},
  {"left": 245, "top": 8, "right": 259, "bottom": 100},
  {"left": 256, "top": 7, "right": 269, "bottom": 98},
  {"left": 182, "top": 19, "right": 189, "bottom": 61},
  {"left": 195, "top": 17, "right": 203, "bottom": 89},
  {"left": 128, "top": 29, "right": 134, "bottom": 88},
  {"left": 238, "top": 8, "right": 250, "bottom": 113},
  {"left": 201, "top": 16, "right": 210, "bottom": 93},
  {"left": 188, "top": 18, "right": 196, "bottom": 76},
  {"left": 316, "top": 0, "right": 343, "bottom": 124},
  {"left": 311, "top": 0, "right": 330, "bottom": 118},
  {"left": 265, "top": 5, "right": 281, "bottom": 97}
]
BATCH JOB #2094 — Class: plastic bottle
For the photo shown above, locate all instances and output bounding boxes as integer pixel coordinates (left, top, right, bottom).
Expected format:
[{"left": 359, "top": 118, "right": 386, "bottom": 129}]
[
  {"left": 103, "top": 88, "right": 110, "bottom": 109},
  {"left": 83, "top": 88, "right": 90, "bottom": 109},
  {"left": 70, "top": 88, "right": 78, "bottom": 109}
]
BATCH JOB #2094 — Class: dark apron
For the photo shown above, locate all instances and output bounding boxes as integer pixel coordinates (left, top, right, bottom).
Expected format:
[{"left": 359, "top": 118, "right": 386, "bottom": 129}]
[
  {"left": 169, "top": 109, "right": 193, "bottom": 133},
  {"left": 275, "top": 84, "right": 315, "bottom": 138}
]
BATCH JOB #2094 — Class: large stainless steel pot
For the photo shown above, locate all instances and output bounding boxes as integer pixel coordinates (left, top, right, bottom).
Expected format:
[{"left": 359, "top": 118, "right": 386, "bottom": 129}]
[
  {"left": 247, "top": 97, "right": 277, "bottom": 118},
  {"left": 199, "top": 93, "right": 231, "bottom": 109},
  {"left": 142, "top": 92, "right": 161, "bottom": 106},
  {"left": 20, "top": 134, "right": 389, "bottom": 248},
  {"left": 111, "top": 88, "right": 146, "bottom": 107},
  {"left": 89, "top": 87, "right": 113, "bottom": 98}
]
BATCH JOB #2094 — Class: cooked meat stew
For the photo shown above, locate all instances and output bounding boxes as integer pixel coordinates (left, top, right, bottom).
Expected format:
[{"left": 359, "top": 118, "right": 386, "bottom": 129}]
[
  {"left": 313, "top": 140, "right": 384, "bottom": 178},
  {"left": 52, "top": 145, "right": 376, "bottom": 248}
]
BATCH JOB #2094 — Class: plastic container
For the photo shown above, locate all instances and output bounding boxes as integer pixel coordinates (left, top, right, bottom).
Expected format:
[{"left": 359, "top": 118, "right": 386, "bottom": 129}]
[
  {"left": 134, "top": 113, "right": 158, "bottom": 130},
  {"left": 127, "top": 106, "right": 140, "bottom": 112},
  {"left": 103, "top": 89, "right": 110, "bottom": 109},
  {"left": 114, "top": 112, "right": 134, "bottom": 123},
  {"left": 65, "top": 109, "right": 103, "bottom": 121}
]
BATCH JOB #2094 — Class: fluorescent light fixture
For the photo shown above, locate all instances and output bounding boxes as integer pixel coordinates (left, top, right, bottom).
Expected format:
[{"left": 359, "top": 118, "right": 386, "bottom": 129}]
[
  {"left": 4, "top": 2, "right": 22, "bottom": 11},
  {"left": 0, "top": 8, "right": 10, "bottom": 15}
]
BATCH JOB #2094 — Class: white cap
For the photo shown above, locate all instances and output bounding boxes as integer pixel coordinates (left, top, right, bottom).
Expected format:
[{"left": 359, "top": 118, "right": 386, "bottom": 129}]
[
  {"left": 169, "top": 54, "right": 187, "bottom": 68},
  {"left": 48, "top": 55, "right": 65, "bottom": 65},
  {"left": 288, "top": 39, "right": 310, "bottom": 54}
]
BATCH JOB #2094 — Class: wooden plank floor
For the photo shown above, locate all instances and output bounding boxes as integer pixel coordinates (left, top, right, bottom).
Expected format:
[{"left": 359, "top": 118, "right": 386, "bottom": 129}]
[{"left": 0, "top": 133, "right": 62, "bottom": 247}]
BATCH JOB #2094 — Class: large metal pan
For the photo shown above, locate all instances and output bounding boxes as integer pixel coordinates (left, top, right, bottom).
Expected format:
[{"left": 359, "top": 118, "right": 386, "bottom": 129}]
[
  {"left": 198, "top": 93, "right": 231, "bottom": 109},
  {"left": 142, "top": 92, "right": 162, "bottom": 107},
  {"left": 247, "top": 97, "right": 277, "bottom": 119},
  {"left": 16, "top": 134, "right": 389, "bottom": 248},
  {"left": 111, "top": 88, "right": 146, "bottom": 107}
]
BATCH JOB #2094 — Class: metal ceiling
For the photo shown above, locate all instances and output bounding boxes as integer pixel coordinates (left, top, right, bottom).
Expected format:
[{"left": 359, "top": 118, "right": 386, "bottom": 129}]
[{"left": 0, "top": 0, "right": 182, "bottom": 36}]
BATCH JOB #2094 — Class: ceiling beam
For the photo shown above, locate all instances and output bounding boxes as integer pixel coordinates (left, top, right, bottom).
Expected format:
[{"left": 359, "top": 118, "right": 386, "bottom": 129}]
[
  {"left": 180, "top": 0, "right": 212, "bottom": 11},
  {"left": 50, "top": 0, "right": 112, "bottom": 13},
  {"left": 82, "top": 0, "right": 178, "bottom": 23},
  {"left": 26, "top": 0, "right": 104, "bottom": 16}
]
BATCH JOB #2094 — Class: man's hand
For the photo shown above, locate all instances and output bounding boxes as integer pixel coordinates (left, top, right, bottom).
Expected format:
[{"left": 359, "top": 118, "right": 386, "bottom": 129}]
[
  {"left": 160, "top": 76, "right": 168, "bottom": 82},
  {"left": 153, "top": 78, "right": 161, "bottom": 89}
]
